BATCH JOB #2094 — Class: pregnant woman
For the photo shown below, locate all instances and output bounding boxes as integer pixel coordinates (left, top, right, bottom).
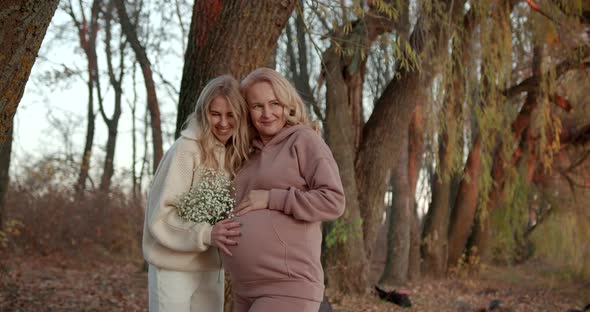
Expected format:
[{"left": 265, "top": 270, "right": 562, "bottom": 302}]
[{"left": 223, "top": 68, "right": 345, "bottom": 312}]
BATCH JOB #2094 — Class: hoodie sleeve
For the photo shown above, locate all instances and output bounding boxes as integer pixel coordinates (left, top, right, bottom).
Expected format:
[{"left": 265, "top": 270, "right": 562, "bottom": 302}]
[
  {"left": 268, "top": 130, "right": 345, "bottom": 222},
  {"left": 146, "top": 144, "right": 213, "bottom": 252}
]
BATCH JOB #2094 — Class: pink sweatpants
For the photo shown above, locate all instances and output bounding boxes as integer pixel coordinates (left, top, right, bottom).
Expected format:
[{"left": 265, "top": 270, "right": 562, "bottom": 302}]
[{"left": 233, "top": 294, "right": 320, "bottom": 312}]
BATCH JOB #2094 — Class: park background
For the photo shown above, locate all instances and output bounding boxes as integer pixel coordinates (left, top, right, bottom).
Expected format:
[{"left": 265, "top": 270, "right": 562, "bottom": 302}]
[{"left": 1, "top": 0, "right": 589, "bottom": 311}]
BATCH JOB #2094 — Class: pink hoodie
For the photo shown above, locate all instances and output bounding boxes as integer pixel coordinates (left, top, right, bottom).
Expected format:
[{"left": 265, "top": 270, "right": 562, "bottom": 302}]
[{"left": 223, "top": 124, "right": 345, "bottom": 302}]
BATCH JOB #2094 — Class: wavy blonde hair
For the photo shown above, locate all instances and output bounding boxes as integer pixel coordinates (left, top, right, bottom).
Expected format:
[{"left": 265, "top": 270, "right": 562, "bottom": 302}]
[
  {"left": 183, "top": 75, "right": 249, "bottom": 176},
  {"left": 240, "top": 68, "right": 319, "bottom": 145}
]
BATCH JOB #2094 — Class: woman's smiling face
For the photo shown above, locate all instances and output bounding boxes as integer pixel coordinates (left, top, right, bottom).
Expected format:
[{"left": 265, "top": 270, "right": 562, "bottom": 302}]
[
  {"left": 208, "top": 95, "right": 235, "bottom": 144},
  {"left": 246, "top": 82, "right": 287, "bottom": 144}
]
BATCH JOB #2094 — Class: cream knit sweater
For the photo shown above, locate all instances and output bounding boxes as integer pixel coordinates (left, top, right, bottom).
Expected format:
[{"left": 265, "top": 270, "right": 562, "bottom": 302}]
[{"left": 143, "top": 120, "right": 226, "bottom": 272}]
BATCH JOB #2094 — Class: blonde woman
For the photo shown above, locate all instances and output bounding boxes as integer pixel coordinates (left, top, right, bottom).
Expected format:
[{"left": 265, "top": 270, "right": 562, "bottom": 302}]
[
  {"left": 223, "top": 68, "right": 345, "bottom": 311},
  {"left": 143, "top": 75, "right": 249, "bottom": 312}
]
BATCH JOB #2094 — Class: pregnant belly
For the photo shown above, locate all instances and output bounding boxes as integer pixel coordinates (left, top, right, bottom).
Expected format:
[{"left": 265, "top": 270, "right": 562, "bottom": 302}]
[{"left": 222, "top": 209, "right": 290, "bottom": 282}]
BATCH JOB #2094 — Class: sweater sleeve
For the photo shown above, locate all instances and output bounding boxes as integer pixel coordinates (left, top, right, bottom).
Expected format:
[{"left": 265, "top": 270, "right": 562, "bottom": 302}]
[
  {"left": 268, "top": 131, "right": 345, "bottom": 222},
  {"left": 146, "top": 146, "right": 213, "bottom": 252}
]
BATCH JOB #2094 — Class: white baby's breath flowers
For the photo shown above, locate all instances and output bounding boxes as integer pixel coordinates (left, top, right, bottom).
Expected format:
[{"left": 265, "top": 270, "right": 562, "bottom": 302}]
[{"left": 175, "top": 168, "right": 235, "bottom": 225}]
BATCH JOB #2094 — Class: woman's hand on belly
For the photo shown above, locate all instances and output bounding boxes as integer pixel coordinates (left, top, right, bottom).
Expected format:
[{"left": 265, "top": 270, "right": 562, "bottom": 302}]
[
  {"left": 234, "top": 190, "right": 270, "bottom": 216},
  {"left": 211, "top": 218, "right": 241, "bottom": 256}
]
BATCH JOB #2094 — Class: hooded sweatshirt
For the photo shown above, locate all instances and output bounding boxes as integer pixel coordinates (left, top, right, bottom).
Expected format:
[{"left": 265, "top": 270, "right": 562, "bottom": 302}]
[
  {"left": 143, "top": 120, "right": 226, "bottom": 272},
  {"left": 223, "top": 124, "right": 345, "bottom": 302}
]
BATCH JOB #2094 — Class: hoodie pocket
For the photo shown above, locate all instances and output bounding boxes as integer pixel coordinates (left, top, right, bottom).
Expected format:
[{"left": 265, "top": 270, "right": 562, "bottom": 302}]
[{"left": 270, "top": 211, "right": 311, "bottom": 279}]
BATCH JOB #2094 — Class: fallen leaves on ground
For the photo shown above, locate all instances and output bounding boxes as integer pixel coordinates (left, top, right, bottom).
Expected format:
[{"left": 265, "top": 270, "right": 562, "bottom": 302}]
[{"left": 1, "top": 251, "right": 588, "bottom": 311}]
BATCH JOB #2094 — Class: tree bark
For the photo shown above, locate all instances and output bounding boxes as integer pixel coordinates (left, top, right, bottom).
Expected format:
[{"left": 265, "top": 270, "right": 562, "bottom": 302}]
[
  {"left": 176, "top": 0, "right": 296, "bottom": 137},
  {"left": 0, "top": 128, "right": 13, "bottom": 227},
  {"left": 379, "top": 132, "right": 410, "bottom": 285},
  {"left": 322, "top": 46, "right": 369, "bottom": 293},
  {"left": 408, "top": 105, "right": 425, "bottom": 281},
  {"left": 421, "top": 139, "right": 453, "bottom": 277},
  {"left": 114, "top": 0, "right": 163, "bottom": 172},
  {"left": 0, "top": 0, "right": 59, "bottom": 221},
  {"left": 321, "top": 8, "right": 400, "bottom": 293}
]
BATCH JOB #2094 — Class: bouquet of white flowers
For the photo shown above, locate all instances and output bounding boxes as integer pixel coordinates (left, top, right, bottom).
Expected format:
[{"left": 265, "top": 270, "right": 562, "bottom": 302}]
[{"left": 175, "top": 167, "right": 235, "bottom": 225}]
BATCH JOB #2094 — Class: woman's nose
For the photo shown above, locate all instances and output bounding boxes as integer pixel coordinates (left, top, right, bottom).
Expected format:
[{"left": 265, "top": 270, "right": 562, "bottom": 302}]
[
  {"left": 261, "top": 106, "right": 271, "bottom": 118},
  {"left": 219, "top": 116, "right": 228, "bottom": 126}
]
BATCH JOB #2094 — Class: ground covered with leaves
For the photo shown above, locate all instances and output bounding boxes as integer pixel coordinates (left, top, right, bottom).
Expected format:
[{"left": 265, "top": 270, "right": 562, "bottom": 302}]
[{"left": 1, "top": 250, "right": 588, "bottom": 311}]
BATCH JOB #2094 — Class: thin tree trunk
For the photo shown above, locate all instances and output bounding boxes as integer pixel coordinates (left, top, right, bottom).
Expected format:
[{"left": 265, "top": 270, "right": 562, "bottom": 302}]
[
  {"left": 114, "top": 0, "right": 163, "bottom": 172},
  {"left": 0, "top": 128, "right": 13, "bottom": 228},
  {"left": 66, "top": 0, "right": 101, "bottom": 198},
  {"left": 99, "top": 1, "right": 124, "bottom": 192},
  {"left": 447, "top": 136, "right": 482, "bottom": 266},
  {"left": 176, "top": 0, "right": 296, "bottom": 137},
  {"left": 0, "top": 0, "right": 59, "bottom": 220},
  {"left": 130, "top": 61, "right": 139, "bottom": 200}
]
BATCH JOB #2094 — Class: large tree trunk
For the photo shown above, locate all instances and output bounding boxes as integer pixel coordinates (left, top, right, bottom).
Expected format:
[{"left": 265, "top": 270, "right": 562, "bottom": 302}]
[
  {"left": 379, "top": 132, "right": 410, "bottom": 285},
  {"left": 321, "top": 8, "right": 400, "bottom": 293},
  {"left": 356, "top": 0, "right": 467, "bottom": 267},
  {"left": 175, "top": 0, "right": 296, "bottom": 136},
  {"left": 114, "top": 0, "right": 163, "bottom": 172},
  {"left": 322, "top": 46, "right": 369, "bottom": 293},
  {"left": 408, "top": 105, "right": 425, "bottom": 281},
  {"left": 322, "top": 0, "right": 466, "bottom": 293},
  {"left": 0, "top": 0, "right": 59, "bottom": 221}
]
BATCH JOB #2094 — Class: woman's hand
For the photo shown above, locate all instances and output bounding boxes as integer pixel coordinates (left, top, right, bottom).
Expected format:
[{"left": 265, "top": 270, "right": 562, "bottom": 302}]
[
  {"left": 210, "top": 218, "right": 241, "bottom": 256},
  {"left": 234, "top": 190, "right": 270, "bottom": 217}
]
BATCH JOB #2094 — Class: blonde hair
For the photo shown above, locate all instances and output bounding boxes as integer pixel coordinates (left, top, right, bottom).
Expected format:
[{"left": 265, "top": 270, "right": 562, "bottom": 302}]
[
  {"left": 240, "top": 68, "right": 319, "bottom": 144},
  {"left": 183, "top": 75, "right": 249, "bottom": 176}
]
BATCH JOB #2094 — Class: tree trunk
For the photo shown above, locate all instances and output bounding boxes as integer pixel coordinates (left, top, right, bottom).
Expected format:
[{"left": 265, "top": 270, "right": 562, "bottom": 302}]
[
  {"left": 447, "top": 137, "right": 482, "bottom": 267},
  {"left": 356, "top": 0, "right": 467, "bottom": 266},
  {"left": 408, "top": 105, "right": 425, "bottom": 281},
  {"left": 175, "top": 0, "right": 296, "bottom": 137},
  {"left": 67, "top": 0, "right": 101, "bottom": 198},
  {"left": 445, "top": 8, "right": 481, "bottom": 269},
  {"left": 0, "top": 0, "right": 59, "bottom": 220},
  {"left": 421, "top": 139, "right": 453, "bottom": 277},
  {"left": 470, "top": 43, "right": 543, "bottom": 259},
  {"left": 322, "top": 46, "right": 369, "bottom": 294},
  {"left": 130, "top": 61, "right": 139, "bottom": 200},
  {"left": 322, "top": 0, "right": 466, "bottom": 293},
  {"left": 99, "top": 1, "right": 124, "bottom": 192},
  {"left": 379, "top": 132, "right": 410, "bottom": 285},
  {"left": 114, "top": 0, "right": 163, "bottom": 172},
  {"left": 0, "top": 128, "right": 13, "bottom": 228}
]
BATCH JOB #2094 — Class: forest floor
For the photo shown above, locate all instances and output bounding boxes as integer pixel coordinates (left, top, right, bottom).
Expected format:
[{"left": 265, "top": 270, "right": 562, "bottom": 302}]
[{"left": 0, "top": 248, "right": 588, "bottom": 312}]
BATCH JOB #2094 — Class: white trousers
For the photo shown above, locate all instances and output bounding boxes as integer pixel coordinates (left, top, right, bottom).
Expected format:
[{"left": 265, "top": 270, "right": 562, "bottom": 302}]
[{"left": 148, "top": 265, "right": 224, "bottom": 312}]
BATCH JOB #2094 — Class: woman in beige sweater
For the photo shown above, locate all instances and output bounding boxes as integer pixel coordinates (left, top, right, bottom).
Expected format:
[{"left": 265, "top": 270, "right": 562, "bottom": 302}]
[
  {"left": 223, "top": 68, "right": 345, "bottom": 311},
  {"left": 143, "top": 75, "right": 249, "bottom": 312}
]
